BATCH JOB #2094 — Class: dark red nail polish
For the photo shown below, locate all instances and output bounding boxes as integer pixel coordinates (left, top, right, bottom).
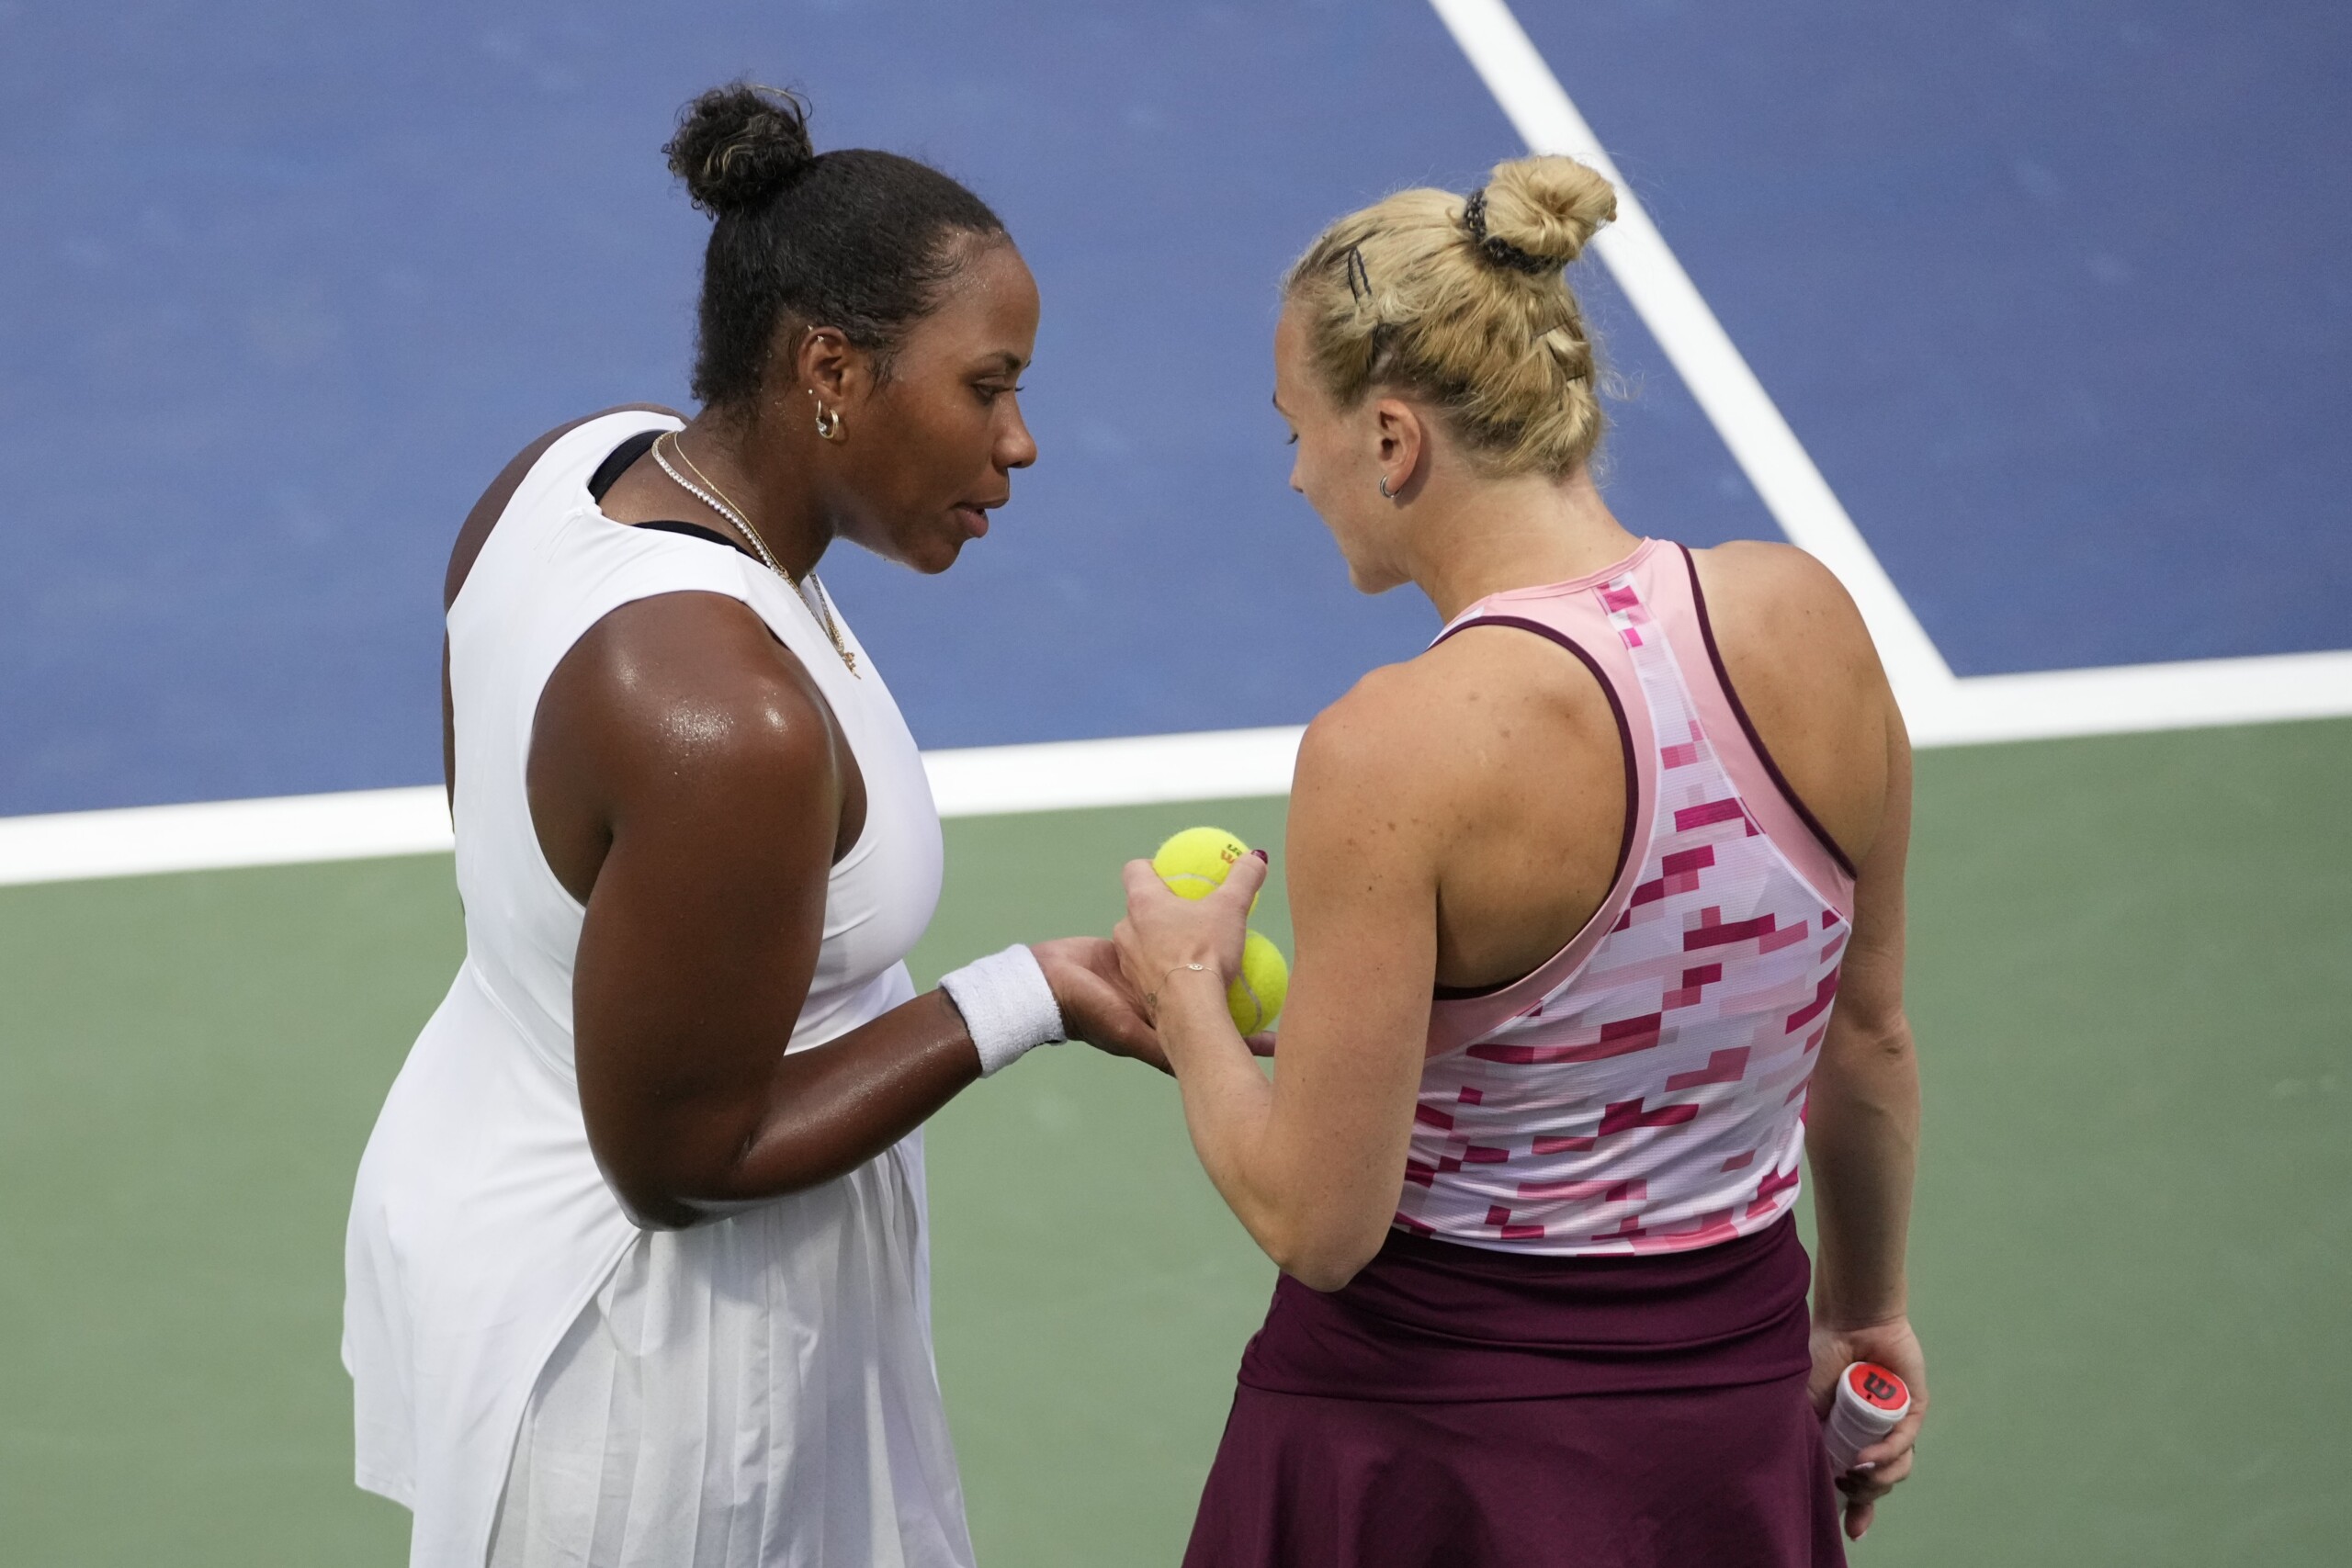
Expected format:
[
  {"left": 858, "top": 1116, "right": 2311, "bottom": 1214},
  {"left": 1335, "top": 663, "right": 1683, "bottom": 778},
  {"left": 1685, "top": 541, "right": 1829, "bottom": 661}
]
[{"left": 1252, "top": 849, "right": 1269, "bottom": 862}]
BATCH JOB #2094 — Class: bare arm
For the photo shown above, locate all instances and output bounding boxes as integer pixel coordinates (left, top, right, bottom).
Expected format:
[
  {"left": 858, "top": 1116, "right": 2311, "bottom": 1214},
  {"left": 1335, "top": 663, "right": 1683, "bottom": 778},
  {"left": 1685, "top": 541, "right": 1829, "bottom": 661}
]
[
  {"left": 1804, "top": 686, "right": 1927, "bottom": 1540},
  {"left": 1807, "top": 693, "right": 1919, "bottom": 1326},
  {"left": 543, "top": 593, "right": 1155, "bottom": 1228},
  {"left": 1114, "top": 679, "right": 1442, "bottom": 1291}
]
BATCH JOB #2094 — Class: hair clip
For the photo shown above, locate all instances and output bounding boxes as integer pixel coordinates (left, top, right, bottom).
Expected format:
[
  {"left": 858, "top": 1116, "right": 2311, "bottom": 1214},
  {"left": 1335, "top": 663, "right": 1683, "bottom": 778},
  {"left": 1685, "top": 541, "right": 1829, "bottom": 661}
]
[{"left": 1344, "top": 243, "right": 1372, "bottom": 302}]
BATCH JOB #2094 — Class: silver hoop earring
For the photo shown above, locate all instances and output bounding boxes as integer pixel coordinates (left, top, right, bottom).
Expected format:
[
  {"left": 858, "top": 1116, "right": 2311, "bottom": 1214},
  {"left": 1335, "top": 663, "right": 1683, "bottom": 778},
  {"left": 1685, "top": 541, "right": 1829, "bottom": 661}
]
[{"left": 1377, "top": 475, "right": 1395, "bottom": 499}]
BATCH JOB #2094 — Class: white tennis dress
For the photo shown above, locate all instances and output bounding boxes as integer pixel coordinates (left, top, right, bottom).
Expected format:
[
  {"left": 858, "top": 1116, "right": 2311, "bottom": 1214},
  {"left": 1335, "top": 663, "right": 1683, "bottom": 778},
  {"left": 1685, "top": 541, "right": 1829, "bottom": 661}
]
[{"left": 344, "top": 410, "right": 973, "bottom": 1568}]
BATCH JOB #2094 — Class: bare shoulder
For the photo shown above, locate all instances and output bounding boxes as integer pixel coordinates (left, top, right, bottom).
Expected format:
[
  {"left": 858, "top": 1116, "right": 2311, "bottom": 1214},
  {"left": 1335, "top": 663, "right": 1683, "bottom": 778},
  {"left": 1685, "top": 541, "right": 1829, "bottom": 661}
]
[
  {"left": 1294, "top": 660, "right": 1454, "bottom": 814},
  {"left": 1296, "top": 626, "right": 1584, "bottom": 818},
  {"left": 446, "top": 402, "right": 685, "bottom": 609},
  {"left": 560, "top": 591, "right": 831, "bottom": 783},
  {"left": 1283, "top": 663, "right": 1461, "bottom": 910},
  {"left": 1689, "top": 539, "right": 1899, "bottom": 863},
  {"left": 527, "top": 590, "right": 841, "bottom": 901},
  {"left": 1299, "top": 651, "right": 1487, "bottom": 779},
  {"left": 1691, "top": 540, "right": 1873, "bottom": 657},
  {"left": 1303, "top": 619, "right": 1610, "bottom": 784}
]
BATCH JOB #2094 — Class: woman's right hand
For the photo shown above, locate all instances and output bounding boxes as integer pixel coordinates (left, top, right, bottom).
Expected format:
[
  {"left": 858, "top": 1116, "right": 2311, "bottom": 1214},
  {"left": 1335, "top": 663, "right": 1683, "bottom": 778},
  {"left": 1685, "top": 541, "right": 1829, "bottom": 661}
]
[
  {"left": 1030, "top": 937, "right": 1168, "bottom": 1072},
  {"left": 1111, "top": 852, "right": 1265, "bottom": 1022}
]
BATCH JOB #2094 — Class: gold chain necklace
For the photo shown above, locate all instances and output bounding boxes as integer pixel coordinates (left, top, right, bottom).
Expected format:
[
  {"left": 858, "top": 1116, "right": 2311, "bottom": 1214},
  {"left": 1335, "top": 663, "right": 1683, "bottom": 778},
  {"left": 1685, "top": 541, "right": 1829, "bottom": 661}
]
[{"left": 650, "top": 432, "right": 859, "bottom": 677}]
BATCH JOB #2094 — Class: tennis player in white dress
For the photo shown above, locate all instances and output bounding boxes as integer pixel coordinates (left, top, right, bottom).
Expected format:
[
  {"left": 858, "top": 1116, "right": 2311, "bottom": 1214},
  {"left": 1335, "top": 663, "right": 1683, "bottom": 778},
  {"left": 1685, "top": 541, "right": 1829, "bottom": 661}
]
[{"left": 344, "top": 85, "right": 1159, "bottom": 1568}]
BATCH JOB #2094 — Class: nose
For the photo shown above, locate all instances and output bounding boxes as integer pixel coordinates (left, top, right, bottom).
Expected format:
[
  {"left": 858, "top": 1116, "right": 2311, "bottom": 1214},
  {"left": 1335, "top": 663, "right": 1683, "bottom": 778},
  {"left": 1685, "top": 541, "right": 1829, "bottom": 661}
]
[{"left": 999, "top": 400, "right": 1037, "bottom": 471}]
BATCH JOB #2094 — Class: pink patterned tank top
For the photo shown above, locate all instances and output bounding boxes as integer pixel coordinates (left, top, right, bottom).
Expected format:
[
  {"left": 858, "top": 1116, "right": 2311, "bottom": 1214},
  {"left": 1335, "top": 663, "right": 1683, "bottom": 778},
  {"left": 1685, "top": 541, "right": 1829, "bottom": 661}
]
[{"left": 1398, "top": 540, "right": 1857, "bottom": 1257}]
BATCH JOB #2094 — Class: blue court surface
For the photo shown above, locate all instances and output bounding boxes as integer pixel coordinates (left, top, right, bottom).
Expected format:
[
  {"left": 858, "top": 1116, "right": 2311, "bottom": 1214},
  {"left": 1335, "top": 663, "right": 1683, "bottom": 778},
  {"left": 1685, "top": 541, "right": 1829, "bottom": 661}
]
[
  {"left": 4, "top": 0, "right": 2346, "bottom": 818},
  {"left": 3, "top": 6, "right": 2350, "bottom": 1567}
]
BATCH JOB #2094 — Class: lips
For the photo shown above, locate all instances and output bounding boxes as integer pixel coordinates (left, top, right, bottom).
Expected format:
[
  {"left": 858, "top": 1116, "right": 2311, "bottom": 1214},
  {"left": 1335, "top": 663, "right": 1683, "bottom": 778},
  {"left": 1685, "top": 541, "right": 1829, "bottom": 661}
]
[{"left": 953, "top": 502, "right": 998, "bottom": 538}]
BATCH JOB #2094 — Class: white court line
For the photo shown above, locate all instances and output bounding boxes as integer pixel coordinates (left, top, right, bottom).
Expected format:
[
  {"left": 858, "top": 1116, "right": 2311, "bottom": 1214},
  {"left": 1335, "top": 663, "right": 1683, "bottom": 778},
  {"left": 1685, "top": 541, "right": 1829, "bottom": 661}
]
[
  {"left": 9, "top": 664, "right": 2352, "bottom": 888},
  {"left": 1427, "top": 0, "right": 1954, "bottom": 716},
  {"left": 5, "top": 4, "right": 2349, "bottom": 888},
  {"left": 1425, "top": 0, "right": 2352, "bottom": 750},
  {"left": 919, "top": 725, "right": 1306, "bottom": 817},
  {"left": 0, "top": 728, "right": 1312, "bottom": 888},
  {"left": 1921, "top": 648, "right": 2352, "bottom": 748},
  {"left": 0, "top": 787, "right": 459, "bottom": 888}
]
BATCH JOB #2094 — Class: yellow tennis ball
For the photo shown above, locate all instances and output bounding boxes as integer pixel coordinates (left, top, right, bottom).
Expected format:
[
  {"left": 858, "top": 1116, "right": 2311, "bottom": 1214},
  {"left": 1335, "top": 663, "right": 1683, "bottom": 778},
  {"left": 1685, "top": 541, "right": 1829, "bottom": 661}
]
[
  {"left": 1227, "top": 930, "right": 1290, "bottom": 1034},
  {"left": 1153, "top": 827, "right": 1251, "bottom": 900}
]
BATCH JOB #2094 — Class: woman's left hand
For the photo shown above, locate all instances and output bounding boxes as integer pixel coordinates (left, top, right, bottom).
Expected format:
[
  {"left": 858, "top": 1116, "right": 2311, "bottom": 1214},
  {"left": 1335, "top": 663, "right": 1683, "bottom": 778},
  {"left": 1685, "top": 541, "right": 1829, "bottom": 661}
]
[
  {"left": 1113, "top": 852, "right": 1267, "bottom": 1029},
  {"left": 1809, "top": 1315, "right": 1928, "bottom": 1542}
]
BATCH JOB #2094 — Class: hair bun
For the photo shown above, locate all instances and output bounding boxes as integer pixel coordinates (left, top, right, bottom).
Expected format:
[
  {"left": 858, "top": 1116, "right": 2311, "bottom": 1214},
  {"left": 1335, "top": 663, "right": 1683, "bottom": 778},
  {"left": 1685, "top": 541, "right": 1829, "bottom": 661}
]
[
  {"left": 666, "top": 84, "right": 816, "bottom": 217},
  {"left": 1473, "top": 155, "right": 1616, "bottom": 268}
]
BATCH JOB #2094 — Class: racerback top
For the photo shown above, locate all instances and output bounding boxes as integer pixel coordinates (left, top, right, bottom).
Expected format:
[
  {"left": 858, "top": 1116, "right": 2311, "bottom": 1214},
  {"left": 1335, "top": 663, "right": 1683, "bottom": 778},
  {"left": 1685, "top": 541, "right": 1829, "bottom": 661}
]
[{"left": 1399, "top": 538, "right": 1858, "bottom": 1257}]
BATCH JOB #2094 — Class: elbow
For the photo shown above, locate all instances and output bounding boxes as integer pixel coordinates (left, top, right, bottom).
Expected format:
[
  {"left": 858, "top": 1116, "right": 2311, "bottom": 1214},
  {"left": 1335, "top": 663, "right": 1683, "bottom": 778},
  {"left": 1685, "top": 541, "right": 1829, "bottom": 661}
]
[
  {"left": 602, "top": 1146, "right": 831, "bottom": 1231},
  {"left": 593, "top": 1139, "right": 745, "bottom": 1232},
  {"left": 1867, "top": 1008, "right": 1917, "bottom": 1058},
  {"left": 1283, "top": 1253, "right": 1373, "bottom": 1294},
  {"left": 609, "top": 1172, "right": 786, "bottom": 1232},
  {"left": 1826, "top": 1008, "right": 1915, "bottom": 1070},
  {"left": 1264, "top": 1214, "right": 1389, "bottom": 1294},
  {"left": 605, "top": 1170, "right": 702, "bottom": 1232},
  {"left": 1869, "top": 1019, "right": 1918, "bottom": 1075},
  {"left": 586, "top": 1108, "right": 789, "bottom": 1230}
]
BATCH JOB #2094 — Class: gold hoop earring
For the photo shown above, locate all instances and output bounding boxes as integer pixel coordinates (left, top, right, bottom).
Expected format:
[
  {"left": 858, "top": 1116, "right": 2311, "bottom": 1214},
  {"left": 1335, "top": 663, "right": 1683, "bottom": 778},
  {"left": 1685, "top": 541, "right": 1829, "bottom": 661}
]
[{"left": 808, "top": 387, "right": 843, "bottom": 442}]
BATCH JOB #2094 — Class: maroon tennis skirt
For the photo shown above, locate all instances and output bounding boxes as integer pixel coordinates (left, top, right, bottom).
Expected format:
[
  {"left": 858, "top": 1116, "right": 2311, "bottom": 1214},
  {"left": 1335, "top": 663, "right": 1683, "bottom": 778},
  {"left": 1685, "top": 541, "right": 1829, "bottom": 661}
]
[{"left": 1182, "top": 1214, "right": 1845, "bottom": 1568}]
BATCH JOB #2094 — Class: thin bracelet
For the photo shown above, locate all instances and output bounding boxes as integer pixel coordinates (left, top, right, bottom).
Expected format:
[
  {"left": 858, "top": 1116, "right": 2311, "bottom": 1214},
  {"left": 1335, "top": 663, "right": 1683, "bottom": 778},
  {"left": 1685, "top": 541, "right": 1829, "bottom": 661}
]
[{"left": 1146, "top": 961, "right": 1213, "bottom": 1021}]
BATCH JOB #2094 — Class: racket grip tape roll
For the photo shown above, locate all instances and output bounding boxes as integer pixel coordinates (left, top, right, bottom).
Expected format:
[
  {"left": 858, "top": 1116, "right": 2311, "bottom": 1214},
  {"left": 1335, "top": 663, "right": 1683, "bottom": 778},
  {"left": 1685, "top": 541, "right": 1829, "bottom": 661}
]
[{"left": 1823, "top": 1361, "right": 1911, "bottom": 1475}]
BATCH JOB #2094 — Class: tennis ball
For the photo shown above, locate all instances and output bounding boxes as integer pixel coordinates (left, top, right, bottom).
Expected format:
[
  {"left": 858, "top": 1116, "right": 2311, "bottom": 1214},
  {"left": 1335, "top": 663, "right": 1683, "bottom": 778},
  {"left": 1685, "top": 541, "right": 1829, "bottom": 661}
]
[
  {"left": 1227, "top": 930, "right": 1290, "bottom": 1034},
  {"left": 1152, "top": 827, "right": 1251, "bottom": 900}
]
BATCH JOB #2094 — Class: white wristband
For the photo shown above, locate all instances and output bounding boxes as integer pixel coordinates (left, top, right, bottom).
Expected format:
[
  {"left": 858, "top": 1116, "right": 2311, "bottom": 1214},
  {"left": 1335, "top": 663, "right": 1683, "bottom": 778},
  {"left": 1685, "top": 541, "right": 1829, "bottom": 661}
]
[{"left": 940, "top": 944, "right": 1067, "bottom": 1077}]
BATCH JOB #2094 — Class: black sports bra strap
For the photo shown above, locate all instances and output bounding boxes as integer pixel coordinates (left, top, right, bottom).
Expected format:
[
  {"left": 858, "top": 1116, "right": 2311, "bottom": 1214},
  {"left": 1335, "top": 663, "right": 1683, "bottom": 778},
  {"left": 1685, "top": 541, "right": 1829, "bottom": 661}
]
[
  {"left": 586, "top": 429, "right": 661, "bottom": 501},
  {"left": 585, "top": 429, "right": 762, "bottom": 564},
  {"left": 634, "top": 519, "right": 752, "bottom": 556}
]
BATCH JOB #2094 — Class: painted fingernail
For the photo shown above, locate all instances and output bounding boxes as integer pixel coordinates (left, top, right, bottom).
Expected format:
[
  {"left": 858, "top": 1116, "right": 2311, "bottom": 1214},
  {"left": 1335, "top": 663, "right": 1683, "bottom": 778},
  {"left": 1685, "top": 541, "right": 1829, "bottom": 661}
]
[
  {"left": 1855, "top": 1462, "right": 1878, "bottom": 1473},
  {"left": 1252, "top": 849, "right": 1269, "bottom": 862}
]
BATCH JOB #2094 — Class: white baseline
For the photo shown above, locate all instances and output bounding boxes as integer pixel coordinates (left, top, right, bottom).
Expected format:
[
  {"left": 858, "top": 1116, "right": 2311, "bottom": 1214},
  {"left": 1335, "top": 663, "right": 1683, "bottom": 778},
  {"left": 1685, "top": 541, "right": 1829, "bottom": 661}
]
[
  {"left": 0, "top": 671, "right": 2339, "bottom": 890},
  {"left": 1426, "top": 0, "right": 2352, "bottom": 750},
  {"left": 0, "top": 730, "right": 1312, "bottom": 888}
]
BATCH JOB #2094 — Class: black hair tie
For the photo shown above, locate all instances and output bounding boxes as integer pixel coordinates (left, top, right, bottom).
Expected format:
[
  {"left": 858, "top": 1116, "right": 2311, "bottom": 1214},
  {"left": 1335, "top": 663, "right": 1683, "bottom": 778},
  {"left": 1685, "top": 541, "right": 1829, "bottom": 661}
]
[{"left": 1463, "top": 189, "right": 1558, "bottom": 275}]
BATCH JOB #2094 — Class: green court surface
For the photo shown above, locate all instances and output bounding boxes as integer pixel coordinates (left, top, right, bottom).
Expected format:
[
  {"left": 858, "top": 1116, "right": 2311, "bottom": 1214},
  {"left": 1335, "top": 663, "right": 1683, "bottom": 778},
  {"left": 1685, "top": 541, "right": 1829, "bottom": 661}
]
[{"left": 2, "top": 720, "right": 2346, "bottom": 1565}]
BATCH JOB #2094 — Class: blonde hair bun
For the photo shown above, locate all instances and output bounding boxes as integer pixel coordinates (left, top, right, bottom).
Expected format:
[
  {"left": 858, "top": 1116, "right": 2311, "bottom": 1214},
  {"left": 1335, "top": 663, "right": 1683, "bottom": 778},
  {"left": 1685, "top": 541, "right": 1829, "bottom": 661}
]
[
  {"left": 1282, "top": 153, "right": 1618, "bottom": 479},
  {"left": 1475, "top": 155, "right": 1617, "bottom": 268}
]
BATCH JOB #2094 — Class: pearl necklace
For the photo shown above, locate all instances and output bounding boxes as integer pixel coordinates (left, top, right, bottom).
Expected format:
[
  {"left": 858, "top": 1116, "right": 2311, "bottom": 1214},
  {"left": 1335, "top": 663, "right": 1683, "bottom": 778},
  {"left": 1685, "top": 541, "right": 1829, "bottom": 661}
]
[{"left": 650, "top": 432, "right": 859, "bottom": 677}]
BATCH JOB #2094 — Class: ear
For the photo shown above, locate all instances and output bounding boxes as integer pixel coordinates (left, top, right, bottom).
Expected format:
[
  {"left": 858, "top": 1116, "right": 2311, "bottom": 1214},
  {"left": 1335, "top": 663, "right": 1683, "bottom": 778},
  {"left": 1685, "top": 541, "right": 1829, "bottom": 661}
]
[
  {"left": 787, "top": 325, "right": 876, "bottom": 408},
  {"left": 1372, "top": 397, "right": 1428, "bottom": 499}
]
